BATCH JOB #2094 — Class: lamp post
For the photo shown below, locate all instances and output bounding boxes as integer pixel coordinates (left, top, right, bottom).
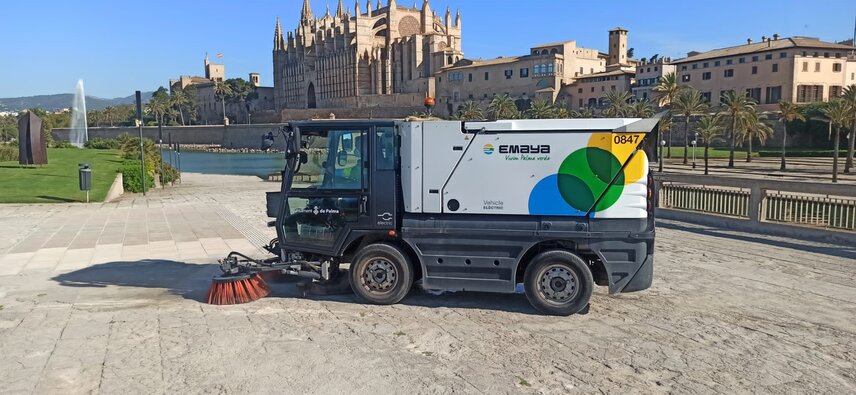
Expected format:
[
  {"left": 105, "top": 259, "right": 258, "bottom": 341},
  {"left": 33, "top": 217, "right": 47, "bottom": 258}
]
[
  {"left": 659, "top": 139, "right": 666, "bottom": 173},
  {"left": 691, "top": 133, "right": 698, "bottom": 170}
]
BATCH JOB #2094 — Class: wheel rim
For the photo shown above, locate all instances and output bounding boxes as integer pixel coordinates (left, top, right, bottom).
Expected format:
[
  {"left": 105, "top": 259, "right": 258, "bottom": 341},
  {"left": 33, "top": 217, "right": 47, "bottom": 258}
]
[
  {"left": 537, "top": 264, "right": 579, "bottom": 304},
  {"left": 361, "top": 258, "right": 398, "bottom": 293}
]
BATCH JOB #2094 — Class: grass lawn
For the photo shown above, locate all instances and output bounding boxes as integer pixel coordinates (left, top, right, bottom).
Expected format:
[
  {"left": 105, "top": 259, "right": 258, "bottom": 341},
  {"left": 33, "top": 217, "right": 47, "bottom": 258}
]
[
  {"left": 0, "top": 148, "right": 123, "bottom": 203},
  {"left": 660, "top": 147, "right": 753, "bottom": 159}
]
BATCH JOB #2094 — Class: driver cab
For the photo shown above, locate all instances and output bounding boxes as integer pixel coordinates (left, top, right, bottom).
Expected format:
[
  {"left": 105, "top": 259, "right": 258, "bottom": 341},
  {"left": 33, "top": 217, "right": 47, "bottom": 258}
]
[{"left": 277, "top": 121, "right": 398, "bottom": 256}]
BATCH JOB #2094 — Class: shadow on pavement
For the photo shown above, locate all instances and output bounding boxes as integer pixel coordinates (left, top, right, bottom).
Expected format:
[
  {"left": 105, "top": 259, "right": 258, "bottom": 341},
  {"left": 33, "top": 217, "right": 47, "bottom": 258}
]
[
  {"left": 658, "top": 221, "right": 856, "bottom": 260},
  {"left": 51, "top": 260, "right": 220, "bottom": 302},
  {"left": 51, "top": 260, "right": 542, "bottom": 314}
]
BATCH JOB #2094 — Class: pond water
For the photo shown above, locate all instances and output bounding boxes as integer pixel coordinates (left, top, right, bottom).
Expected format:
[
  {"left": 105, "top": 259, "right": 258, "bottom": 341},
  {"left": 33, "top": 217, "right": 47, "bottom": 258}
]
[{"left": 161, "top": 150, "right": 285, "bottom": 178}]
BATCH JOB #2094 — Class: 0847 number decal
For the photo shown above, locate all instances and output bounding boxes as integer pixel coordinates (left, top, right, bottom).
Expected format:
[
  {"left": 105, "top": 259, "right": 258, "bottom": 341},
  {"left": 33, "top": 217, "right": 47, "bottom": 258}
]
[{"left": 613, "top": 134, "right": 640, "bottom": 145}]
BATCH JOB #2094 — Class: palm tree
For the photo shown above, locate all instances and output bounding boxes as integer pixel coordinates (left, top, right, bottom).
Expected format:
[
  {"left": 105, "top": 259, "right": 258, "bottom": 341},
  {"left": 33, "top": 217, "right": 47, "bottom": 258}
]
[
  {"left": 170, "top": 89, "right": 189, "bottom": 126},
  {"left": 821, "top": 99, "right": 852, "bottom": 183},
  {"left": 776, "top": 101, "right": 804, "bottom": 171},
  {"left": 571, "top": 106, "right": 595, "bottom": 118},
  {"left": 145, "top": 94, "right": 170, "bottom": 127},
  {"left": 602, "top": 89, "right": 632, "bottom": 118},
  {"left": 653, "top": 72, "right": 683, "bottom": 158},
  {"left": 526, "top": 99, "right": 556, "bottom": 119},
  {"left": 720, "top": 91, "right": 756, "bottom": 168},
  {"left": 672, "top": 89, "right": 708, "bottom": 165},
  {"left": 841, "top": 85, "right": 856, "bottom": 173},
  {"left": 629, "top": 100, "right": 654, "bottom": 118},
  {"left": 456, "top": 101, "right": 484, "bottom": 121},
  {"left": 213, "top": 81, "right": 233, "bottom": 125},
  {"left": 736, "top": 111, "right": 773, "bottom": 163},
  {"left": 487, "top": 94, "right": 519, "bottom": 120},
  {"left": 696, "top": 114, "right": 724, "bottom": 175}
]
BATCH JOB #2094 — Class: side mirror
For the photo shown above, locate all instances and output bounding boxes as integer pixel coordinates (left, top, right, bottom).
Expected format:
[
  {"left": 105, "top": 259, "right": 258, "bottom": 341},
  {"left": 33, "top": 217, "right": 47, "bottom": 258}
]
[
  {"left": 299, "top": 151, "right": 308, "bottom": 164},
  {"left": 342, "top": 134, "right": 353, "bottom": 151},
  {"left": 261, "top": 138, "right": 274, "bottom": 151},
  {"left": 337, "top": 150, "right": 348, "bottom": 166}
]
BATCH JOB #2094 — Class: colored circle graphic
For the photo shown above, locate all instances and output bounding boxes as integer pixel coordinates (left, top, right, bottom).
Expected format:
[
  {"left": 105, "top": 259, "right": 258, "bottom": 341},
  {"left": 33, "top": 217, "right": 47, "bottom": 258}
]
[
  {"left": 588, "top": 133, "right": 647, "bottom": 185},
  {"left": 557, "top": 147, "right": 624, "bottom": 212},
  {"left": 483, "top": 144, "right": 494, "bottom": 155}
]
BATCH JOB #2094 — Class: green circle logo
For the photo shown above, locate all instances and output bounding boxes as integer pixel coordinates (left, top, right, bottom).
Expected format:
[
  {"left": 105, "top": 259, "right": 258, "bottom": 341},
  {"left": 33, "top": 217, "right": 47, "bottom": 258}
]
[{"left": 557, "top": 147, "right": 624, "bottom": 212}]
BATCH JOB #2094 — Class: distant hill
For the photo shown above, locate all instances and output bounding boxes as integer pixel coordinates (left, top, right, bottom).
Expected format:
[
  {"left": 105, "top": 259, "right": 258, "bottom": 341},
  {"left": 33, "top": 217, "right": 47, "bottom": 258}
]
[{"left": 0, "top": 92, "right": 154, "bottom": 112}]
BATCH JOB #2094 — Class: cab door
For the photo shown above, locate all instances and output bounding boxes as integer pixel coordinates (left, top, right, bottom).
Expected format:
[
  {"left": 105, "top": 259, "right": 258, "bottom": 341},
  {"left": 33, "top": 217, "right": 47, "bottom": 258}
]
[{"left": 370, "top": 126, "right": 398, "bottom": 230}]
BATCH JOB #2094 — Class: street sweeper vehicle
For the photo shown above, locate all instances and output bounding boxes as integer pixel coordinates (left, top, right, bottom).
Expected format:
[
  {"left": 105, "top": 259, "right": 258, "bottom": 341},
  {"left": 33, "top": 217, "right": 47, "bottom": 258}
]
[{"left": 207, "top": 118, "right": 659, "bottom": 315}]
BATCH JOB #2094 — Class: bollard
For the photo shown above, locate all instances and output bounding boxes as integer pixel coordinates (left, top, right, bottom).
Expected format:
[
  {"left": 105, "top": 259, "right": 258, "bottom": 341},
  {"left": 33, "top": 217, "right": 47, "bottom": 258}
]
[{"left": 78, "top": 163, "right": 92, "bottom": 203}]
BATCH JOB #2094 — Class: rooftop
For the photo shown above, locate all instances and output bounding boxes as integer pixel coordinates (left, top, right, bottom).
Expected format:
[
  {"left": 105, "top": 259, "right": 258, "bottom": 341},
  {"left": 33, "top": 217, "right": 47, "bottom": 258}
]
[
  {"left": 576, "top": 69, "right": 635, "bottom": 79},
  {"left": 673, "top": 36, "right": 856, "bottom": 64}
]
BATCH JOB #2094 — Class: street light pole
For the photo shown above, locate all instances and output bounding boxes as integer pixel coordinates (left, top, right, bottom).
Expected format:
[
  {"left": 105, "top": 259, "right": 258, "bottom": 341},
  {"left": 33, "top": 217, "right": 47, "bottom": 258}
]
[
  {"left": 135, "top": 91, "right": 147, "bottom": 196},
  {"left": 692, "top": 133, "right": 698, "bottom": 170},
  {"left": 659, "top": 139, "right": 666, "bottom": 173}
]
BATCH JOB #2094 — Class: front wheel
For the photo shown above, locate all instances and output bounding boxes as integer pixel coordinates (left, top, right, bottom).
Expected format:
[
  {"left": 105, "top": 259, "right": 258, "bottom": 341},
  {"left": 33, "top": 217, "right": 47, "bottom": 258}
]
[
  {"left": 349, "top": 243, "right": 413, "bottom": 305},
  {"left": 524, "top": 250, "right": 593, "bottom": 316}
]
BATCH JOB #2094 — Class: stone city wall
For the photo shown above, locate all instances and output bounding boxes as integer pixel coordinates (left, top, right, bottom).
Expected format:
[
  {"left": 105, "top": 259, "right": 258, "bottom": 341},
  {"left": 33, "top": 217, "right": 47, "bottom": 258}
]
[{"left": 52, "top": 124, "right": 287, "bottom": 150}]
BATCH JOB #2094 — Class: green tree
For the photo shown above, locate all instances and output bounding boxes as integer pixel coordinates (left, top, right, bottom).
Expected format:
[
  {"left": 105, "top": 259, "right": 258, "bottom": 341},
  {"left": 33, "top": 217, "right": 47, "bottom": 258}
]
[
  {"left": 777, "top": 101, "right": 805, "bottom": 171},
  {"left": 455, "top": 101, "right": 483, "bottom": 121},
  {"left": 487, "top": 94, "right": 519, "bottom": 120},
  {"left": 720, "top": 91, "right": 756, "bottom": 168},
  {"left": 571, "top": 106, "right": 595, "bottom": 118},
  {"left": 602, "top": 89, "right": 632, "bottom": 118},
  {"left": 146, "top": 88, "right": 170, "bottom": 127},
  {"left": 225, "top": 78, "right": 255, "bottom": 123},
  {"left": 696, "top": 114, "right": 724, "bottom": 175},
  {"left": 182, "top": 85, "right": 199, "bottom": 124},
  {"left": 214, "top": 81, "right": 233, "bottom": 124},
  {"left": 821, "top": 99, "right": 853, "bottom": 183},
  {"left": 841, "top": 85, "right": 856, "bottom": 173},
  {"left": 526, "top": 99, "right": 556, "bottom": 119},
  {"left": 629, "top": 99, "right": 654, "bottom": 118},
  {"left": 653, "top": 72, "right": 684, "bottom": 158},
  {"left": 169, "top": 88, "right": 189, "bottom": 125},
  {"left": 672, "top": 89, "right": 709, "bottom": 164},
  {"left": 736, "top": 111, "right": 773, "bottom": 163}
]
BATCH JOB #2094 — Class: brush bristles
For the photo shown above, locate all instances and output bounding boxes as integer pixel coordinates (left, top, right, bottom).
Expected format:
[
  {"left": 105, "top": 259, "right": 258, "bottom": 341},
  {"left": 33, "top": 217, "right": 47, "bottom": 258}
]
[{"left": 205, "top": 274, "right": 272, "bottom": 305}]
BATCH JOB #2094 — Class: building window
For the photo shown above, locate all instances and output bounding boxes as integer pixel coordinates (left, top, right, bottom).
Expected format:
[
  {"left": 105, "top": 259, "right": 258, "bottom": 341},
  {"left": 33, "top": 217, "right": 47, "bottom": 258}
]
[
  {"left": 815, "top": 62, "right": 820, "bottom": 72},
  {"left": 579, "top": 67, "right": 584, "bottom": 75},
  {"left": 601, "top": 86, "right": 605, "bottom": 92},
  {"left": 692, "top": 64, "right": 698, "bottom": 69},
  {"left": 468, "top": 73, "right": 473, "bottom": 82},
  {"left": 726, "top": 59, "right": 733, "bottom": 65},
  {"left": 504, "top": 69, "right": 513, "bottom": 79},
  {"left": 701, "top": 91, "right": 712, "bottom": 102},
  {"left": 824, "top": 52, "right": 830, "bottom": 58},
  {"left": 484, "top": 72, "right": 489, "bottom": 80},
  {"left": 765, "top": 86, "right": 782, "bottom": 104},
  {"left": 682, "top": 74, "right": 691, "bottom": 82},
  {"left": 547, "top": 64, "right": 554, "bottom": 74},
  {"left": 724, "top": 69, "right": 734, "bottom": 78},
  {"left": 702, "top": 72, "right": 711, "bottom": 80},
  {"left": 796, "top": 85, "right": 823, "bottom": 102},
  {"left": 833, "top": 63, "right": 842, "bottom": 72},
  {"left": 739, "top": 57, "right": 746, "bottom": 63},
  {"left": 703, "top": 62, "right": 709, "bottom": 68},
  {"left": 772, "top": 64, "right": 778, "bottom": 73},
  {"left": 681, "top": 65, "right": 687, "bottom": 71},
  {"left": 714, "top": 60, "right": 721, "bottom": 67},
  {"left": 765, "top": 54, "right": 773, "bottom": 60},
  {"left": 654, "top": 66, "right": 658, "bottom": 71},
  {"left": 802, "top": 62, "right": 808, "bottom": 72},
  {"left": 520, "top": 68, "right": 529, "bottom": 78},
  {"left": 591, "top": 87, "right": 595, "bottom": 92},
  {"left": 752, "top": 55, "right": 759, "bottom": 62},
  {"left": 780, "top": 52, "right": 787, "bottom": 58},
  {"left": 578, "top": 88, "right": 583, "bottom": 93},
  {"left": 745, "top": 87, "right": 761, "bottom": 103},
  {"left": 752, "top": 66, "right": 758, "bottom": 74},
  {"left": 830, "top": 85, "right": 843, "bottom": 98}
]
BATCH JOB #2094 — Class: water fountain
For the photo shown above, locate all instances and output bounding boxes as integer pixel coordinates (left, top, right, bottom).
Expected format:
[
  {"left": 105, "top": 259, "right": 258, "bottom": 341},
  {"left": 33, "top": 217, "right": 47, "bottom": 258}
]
[{"left": 69, "top": 80, "right": 88, "bottom": 148}]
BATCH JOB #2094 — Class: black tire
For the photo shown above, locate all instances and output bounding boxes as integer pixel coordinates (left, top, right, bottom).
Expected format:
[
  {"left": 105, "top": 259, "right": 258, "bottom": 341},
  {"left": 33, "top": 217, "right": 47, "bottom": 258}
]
[
  {"left": 349, "top": 243, "right": 414, "bottom": 305},
  {"left": 523, "top": 250, "right": 593, "bottom": 316}
]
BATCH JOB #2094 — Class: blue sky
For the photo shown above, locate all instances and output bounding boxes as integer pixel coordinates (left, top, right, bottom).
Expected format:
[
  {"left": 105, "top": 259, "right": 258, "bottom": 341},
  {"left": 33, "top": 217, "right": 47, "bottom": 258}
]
[{"left": 0, "top": 0, "right": 854, "bottom": 98}]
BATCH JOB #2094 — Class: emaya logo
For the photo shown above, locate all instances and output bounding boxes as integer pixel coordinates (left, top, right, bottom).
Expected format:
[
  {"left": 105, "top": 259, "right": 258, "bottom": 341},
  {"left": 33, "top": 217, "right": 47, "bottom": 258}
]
[{"left": 483, "top": 144, "right": 495, "bottom": 155}]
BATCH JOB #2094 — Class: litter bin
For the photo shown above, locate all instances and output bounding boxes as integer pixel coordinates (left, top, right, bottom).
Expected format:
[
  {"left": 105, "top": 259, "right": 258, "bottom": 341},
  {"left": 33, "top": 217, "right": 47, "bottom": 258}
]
[{"left": 79, "top": 163, "right": 91, "bottom": 202}]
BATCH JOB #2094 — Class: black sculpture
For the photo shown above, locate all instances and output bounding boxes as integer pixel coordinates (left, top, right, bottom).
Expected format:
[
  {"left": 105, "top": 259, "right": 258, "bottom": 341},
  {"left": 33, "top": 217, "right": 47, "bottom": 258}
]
[{"left": 18, "top": 111, "right": 48, "bottom": 165}]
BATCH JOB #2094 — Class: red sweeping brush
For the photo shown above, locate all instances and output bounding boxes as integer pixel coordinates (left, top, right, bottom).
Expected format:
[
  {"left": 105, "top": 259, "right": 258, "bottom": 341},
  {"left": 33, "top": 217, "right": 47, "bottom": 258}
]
[{"left": 205, "top": 273, "right": 271, "bottom": 305}]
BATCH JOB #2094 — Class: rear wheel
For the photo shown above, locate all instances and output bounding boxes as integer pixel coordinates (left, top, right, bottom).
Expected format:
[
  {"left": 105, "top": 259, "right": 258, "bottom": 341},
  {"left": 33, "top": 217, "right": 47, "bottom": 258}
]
[
  {"left": 523, "top": 250, "right": 593, "bottom": 316},
  {"left": 349, "top": 243, "right": 413, "bottom": 305}
]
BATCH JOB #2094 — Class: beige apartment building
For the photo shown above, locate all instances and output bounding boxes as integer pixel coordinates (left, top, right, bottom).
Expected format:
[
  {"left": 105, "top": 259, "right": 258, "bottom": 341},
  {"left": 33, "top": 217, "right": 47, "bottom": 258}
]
[
  {"left": 632, "top": 56, "right": 676, "bottom": 105},
  {"left": 562, "top": 69, "right": 635, "bottom": 109},
  {"left": 674, "top": 35, "right": 856, "bottom": 109}
]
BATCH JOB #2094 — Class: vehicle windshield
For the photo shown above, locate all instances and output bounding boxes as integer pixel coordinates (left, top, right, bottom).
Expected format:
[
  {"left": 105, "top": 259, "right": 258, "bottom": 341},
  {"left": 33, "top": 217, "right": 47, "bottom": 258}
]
[{"left": 292, "top": 129, "right": 365, "bottom": 190}]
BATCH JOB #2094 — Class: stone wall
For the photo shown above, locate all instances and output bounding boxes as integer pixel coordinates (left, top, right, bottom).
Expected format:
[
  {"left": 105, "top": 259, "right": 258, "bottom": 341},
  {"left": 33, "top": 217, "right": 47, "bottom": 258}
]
[{"left": 52, "top": 124, "right": 287, "bottom": 150}]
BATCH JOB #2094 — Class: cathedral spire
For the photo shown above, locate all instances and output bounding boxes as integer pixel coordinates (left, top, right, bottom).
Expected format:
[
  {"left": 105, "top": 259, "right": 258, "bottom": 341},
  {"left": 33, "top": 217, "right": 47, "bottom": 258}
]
[
  {"left": 301, "top": 0, "right": 314, "bottom": 23},
  {"left": 455, "top": 8, "right": 461, "bottom": 27},
  {"left": 366, "top": 0, "right": 372, "bottom": 17},
  {"left": 336, "top": 0, "right": 345, "bottom": 18},
  {"left": 376, "top": 0, "right": 382, "bottom": 11},
  {"left": 274, "top": 17, "right": 284, "bottom": 51},
  {"left": 355, "top": 0, "right": 361, "bottom": 15},
  {"left": 445, "top": 6, "right": 451, "bottom": 27}
]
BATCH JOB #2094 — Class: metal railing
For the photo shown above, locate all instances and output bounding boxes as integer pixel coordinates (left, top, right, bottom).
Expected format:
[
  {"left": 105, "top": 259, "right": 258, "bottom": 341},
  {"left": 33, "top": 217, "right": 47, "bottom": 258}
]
[
  {"left": 656, "top": 174, "right": 856, "bottom": 233},
  {"left": 660, "top": 184, "right": 750, "bottom": 218},
  {"left": 765, "top": 192, "right": 856, "bottom": 231}
]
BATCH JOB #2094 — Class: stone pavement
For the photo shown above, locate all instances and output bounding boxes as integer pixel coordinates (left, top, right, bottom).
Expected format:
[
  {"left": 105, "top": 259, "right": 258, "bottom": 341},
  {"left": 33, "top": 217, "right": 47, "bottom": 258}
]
[{"left": 1, "top": 173, "right": 855, "bottom": 394}]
